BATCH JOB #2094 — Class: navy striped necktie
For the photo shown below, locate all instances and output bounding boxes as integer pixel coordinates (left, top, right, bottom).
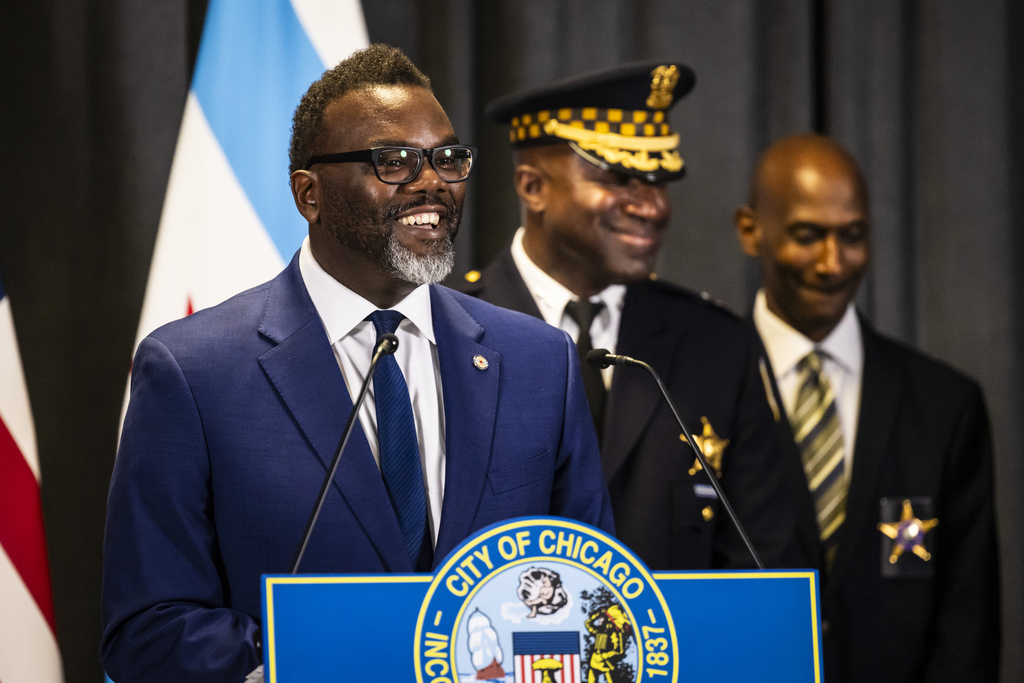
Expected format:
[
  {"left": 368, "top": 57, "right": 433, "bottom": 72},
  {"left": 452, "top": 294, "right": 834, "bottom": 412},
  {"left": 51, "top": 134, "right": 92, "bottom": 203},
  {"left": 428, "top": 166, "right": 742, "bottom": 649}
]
[{"left": 367, "top": 310, "right": 432, "bottom": 572}]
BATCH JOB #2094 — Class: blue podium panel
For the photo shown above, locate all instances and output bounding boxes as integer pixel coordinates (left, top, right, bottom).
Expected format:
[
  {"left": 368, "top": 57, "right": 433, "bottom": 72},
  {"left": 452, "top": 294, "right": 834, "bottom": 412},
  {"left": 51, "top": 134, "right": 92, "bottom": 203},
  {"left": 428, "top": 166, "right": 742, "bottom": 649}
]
[
  {"left": 263, "top": 575, "right": 430, "bottom": 682},
  {"left": 654, "top": 572, "right": 822, "bottom": 682},
  {"left": 262, "top": 519, "right": 822, "bottom": 682}
]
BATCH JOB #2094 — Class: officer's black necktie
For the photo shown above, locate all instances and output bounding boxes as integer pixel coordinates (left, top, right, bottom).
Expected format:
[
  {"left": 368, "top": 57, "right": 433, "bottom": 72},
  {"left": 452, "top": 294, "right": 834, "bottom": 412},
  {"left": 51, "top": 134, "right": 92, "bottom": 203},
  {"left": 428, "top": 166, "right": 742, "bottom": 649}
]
[{"left": 564, "top": 299, "right": 606, "bottom": 438}]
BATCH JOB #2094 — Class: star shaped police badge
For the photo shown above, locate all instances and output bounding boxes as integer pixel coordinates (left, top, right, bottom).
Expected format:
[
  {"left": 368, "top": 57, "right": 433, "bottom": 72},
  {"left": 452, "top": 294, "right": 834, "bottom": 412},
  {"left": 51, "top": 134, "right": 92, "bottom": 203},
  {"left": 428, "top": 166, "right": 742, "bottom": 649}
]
[
  {"left": 685, "top": 417, "right": 729, "bottom": 478},
  {"left": 877, "top": 499, "right": 939, "bottom": 564}
]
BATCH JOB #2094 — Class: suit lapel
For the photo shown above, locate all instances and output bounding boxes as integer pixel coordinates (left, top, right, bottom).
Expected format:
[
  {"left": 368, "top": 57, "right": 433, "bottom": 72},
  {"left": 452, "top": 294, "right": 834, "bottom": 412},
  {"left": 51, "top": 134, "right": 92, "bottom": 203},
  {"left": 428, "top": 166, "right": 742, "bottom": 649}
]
[
  {"left": 601, "top": 284, "right": 680, "bottom": 479},
  {"left": 256, "top": 258, "right": 411, "bottom": 572},
  {"left": 476, "top": 251, "right": 674, "bottom": 480},
  {"left": 481, "top": 260, "right": 677, "bottom": 480},
  {"left": 757, "top": 348, "right": 824, "bottom": 569},
  {"left": 478, "top": 247, "right": 543, "bottom": 317},
  {"left": 430, "top": 286, "right": 500, "bottom": 563},
  {"left": 826, "top": 321, "right": 903, "bottom": 593}
]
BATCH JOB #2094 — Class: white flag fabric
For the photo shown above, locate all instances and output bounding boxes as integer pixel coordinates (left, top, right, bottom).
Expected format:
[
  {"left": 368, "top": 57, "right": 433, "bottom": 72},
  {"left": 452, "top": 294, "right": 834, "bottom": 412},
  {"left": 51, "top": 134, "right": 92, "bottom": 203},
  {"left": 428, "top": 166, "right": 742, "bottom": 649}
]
[
  {"left": 123, "top": 0, "right": 369, "bottom": 425},
  {"left": 0, "top": 272, "right": 64, "bottom": 682}
]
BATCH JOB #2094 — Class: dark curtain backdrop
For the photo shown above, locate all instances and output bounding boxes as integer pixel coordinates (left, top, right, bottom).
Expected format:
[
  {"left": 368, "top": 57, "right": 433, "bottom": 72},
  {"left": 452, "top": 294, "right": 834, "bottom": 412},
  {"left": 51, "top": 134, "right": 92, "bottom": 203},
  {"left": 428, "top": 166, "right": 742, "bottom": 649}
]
[{"left": 0, "top": 2, "right": 1019, "bottom": 681}]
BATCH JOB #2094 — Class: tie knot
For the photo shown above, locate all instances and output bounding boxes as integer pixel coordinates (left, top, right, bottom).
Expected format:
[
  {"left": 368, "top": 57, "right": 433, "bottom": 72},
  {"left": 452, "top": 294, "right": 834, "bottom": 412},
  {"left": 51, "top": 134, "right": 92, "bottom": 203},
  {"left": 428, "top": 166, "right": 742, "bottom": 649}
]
[
  {"left": 368, "top": 309, "right": 405, "bottom": 338},
  {"left": 799, "top": 350, "right": 826, "bottom": 377},
  {"left": 564, "top": 299, "right": 604, "bottom": 332}
]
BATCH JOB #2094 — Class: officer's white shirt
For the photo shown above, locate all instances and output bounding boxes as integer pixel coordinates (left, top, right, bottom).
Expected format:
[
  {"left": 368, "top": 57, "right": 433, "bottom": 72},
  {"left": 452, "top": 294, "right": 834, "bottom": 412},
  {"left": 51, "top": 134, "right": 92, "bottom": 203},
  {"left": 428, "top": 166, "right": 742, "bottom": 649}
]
[{"left": 510, "top": 227, "right": 625, "bottom": 389}]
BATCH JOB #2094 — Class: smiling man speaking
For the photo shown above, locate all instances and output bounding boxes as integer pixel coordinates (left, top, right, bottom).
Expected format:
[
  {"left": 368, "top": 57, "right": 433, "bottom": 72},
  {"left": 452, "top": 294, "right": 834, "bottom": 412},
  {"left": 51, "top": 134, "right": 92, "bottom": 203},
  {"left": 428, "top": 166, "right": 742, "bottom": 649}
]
[{"left": 100, "top": 44, "right": 612, "bottom": 683}]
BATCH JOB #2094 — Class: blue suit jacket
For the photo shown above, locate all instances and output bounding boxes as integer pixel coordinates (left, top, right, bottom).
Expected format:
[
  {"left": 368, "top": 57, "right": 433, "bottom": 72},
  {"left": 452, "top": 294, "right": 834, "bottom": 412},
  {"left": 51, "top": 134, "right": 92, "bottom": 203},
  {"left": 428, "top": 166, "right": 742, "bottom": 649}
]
[{"left": 100, "top": 255, "right": 613, "bottom": 682}]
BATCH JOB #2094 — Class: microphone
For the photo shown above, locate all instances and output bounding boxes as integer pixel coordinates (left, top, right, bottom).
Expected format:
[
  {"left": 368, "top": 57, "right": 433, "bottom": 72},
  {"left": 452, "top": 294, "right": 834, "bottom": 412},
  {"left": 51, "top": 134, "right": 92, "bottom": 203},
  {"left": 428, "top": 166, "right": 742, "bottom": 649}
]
[
  {"left": 586, "top": 348, "right": 765, "bottom": 569},
  {"left": 587, "top": 350, "right": 643, "bottom": 368},
  {"left": 290, "top": 333, "right": 399, "bottom": 574}
]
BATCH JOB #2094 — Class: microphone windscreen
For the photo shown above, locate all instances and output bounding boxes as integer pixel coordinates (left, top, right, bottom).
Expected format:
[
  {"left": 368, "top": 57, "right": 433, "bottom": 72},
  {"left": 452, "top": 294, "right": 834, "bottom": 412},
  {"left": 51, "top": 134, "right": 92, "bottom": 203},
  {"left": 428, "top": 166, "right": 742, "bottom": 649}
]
[
  {"left": 586, "top": 348, "right": 612, "bottom": 368},
  {"left": 379, "top": 333, "right": 399, "bottom": 355}
]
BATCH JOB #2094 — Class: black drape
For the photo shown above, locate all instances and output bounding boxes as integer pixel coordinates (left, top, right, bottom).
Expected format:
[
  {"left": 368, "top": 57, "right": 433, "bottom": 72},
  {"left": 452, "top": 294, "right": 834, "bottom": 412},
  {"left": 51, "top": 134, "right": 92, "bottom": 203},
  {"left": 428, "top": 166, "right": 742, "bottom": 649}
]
[{"left": 1, "top": 2, "right": 1019, "bottom": 681}]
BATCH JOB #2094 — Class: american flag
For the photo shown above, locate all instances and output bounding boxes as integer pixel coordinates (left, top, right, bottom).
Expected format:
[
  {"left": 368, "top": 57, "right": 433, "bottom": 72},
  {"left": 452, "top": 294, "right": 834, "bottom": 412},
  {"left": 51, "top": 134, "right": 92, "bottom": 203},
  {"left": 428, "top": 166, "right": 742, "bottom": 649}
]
[
  {"left": 0, "top": 268, "right": 63, "bottom": 681},
  {"left": 513, "top": 631, "right": 581, "bottom": 683}
]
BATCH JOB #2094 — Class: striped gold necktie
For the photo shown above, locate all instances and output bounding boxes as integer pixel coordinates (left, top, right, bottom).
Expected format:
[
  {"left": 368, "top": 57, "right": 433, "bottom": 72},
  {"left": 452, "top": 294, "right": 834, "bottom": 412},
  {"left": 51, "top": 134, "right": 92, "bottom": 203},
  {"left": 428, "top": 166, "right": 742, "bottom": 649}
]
[{"left": 791, "top": 351, "right": 847, "bottom": 571}]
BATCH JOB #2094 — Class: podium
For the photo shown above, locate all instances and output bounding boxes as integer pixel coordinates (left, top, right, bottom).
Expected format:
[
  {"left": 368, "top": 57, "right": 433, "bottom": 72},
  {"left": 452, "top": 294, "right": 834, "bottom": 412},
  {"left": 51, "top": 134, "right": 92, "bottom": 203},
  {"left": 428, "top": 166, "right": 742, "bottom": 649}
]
[{"left": 263, "top": 517, "right": 822, "bottom": 682}]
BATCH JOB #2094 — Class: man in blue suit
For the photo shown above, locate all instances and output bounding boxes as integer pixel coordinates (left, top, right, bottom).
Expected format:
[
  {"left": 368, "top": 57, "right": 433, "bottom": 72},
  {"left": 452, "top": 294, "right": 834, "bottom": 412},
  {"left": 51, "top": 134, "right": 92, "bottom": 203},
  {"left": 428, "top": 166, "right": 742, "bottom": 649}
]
[{"left": 100, "top": 44, "right": 613, "bottom": 683}]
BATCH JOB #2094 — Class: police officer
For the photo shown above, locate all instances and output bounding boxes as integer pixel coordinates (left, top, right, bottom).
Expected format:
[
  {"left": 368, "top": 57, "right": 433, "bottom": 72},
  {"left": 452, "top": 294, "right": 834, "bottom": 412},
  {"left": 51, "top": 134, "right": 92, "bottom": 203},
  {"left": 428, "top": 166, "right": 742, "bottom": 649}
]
[{"left": 459, "top": 62, "right": 806, "bottom": 570}]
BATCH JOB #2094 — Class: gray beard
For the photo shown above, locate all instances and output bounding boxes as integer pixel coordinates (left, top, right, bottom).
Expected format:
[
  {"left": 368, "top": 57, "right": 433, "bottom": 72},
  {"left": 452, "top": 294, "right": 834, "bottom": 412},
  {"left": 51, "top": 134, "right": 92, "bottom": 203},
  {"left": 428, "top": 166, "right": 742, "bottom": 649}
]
[{"left": 385, "top": 232, "right": 455, "bottom": 285}]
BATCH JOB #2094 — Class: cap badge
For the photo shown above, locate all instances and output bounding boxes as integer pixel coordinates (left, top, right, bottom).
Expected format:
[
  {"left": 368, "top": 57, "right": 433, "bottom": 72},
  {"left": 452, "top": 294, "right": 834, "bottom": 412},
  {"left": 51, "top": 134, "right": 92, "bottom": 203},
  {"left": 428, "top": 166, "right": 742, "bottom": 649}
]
[
  {"left": 877, "top": 499, "right": 939, "bottom": 564},
  {"left": 647, "top": 65, "right": 680, "bottom": 109},
  {"left": 473, "top": 354, "right": 489, "bottom": 370},
  {"left": 683, "top": 416, "right": 729, "bottom": 478}
]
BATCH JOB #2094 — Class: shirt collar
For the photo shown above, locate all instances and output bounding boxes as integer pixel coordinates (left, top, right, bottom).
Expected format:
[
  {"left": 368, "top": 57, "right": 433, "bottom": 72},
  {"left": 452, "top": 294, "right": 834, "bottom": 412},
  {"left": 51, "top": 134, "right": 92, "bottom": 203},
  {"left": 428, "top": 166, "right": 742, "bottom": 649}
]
[
  {"left": 298, "top": 236, "right": 435, "bottom": 343},
  {"left": 510, "top": 226, "right": 626, "bottom": 324},
  {"left": 753, "top": 289, "right": 862, "bottom": 378}
]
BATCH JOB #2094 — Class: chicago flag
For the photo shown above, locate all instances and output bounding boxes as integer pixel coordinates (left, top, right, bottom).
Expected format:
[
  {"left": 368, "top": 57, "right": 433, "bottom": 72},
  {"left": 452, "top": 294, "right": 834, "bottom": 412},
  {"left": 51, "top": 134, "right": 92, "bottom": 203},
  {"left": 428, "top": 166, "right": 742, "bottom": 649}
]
[
  {"left": 124, "top": 0, "right": 369, "bottom": 423},
  {"left": 0, "top": 269, "right": 63, "bottom": 681}
]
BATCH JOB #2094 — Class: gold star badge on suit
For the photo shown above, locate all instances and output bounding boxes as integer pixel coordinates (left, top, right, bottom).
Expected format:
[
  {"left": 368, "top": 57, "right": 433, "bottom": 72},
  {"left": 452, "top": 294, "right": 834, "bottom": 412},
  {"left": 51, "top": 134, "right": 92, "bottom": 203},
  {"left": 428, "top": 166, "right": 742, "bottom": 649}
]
[
  {"left": 877, "top": 499, "right": 939, "bottom": 564},
  {"left": 683, "top": 417, "right": 728, "bottom": 478}
]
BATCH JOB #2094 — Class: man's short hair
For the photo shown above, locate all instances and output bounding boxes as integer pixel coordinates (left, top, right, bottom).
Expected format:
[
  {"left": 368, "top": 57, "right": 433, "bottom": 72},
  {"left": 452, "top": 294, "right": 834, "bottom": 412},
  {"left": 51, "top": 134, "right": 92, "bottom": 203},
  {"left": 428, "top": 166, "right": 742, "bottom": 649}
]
[{"left": 288, "top": 44, "right": 432, "bottom": 175}]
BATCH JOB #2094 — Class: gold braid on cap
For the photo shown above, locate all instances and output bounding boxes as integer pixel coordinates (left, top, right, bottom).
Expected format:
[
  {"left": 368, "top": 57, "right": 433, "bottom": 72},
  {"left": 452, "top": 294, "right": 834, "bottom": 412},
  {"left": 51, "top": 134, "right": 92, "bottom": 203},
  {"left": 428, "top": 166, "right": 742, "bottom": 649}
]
[{"left": 542, "top": 119, "right": 683, "bottom": 173}]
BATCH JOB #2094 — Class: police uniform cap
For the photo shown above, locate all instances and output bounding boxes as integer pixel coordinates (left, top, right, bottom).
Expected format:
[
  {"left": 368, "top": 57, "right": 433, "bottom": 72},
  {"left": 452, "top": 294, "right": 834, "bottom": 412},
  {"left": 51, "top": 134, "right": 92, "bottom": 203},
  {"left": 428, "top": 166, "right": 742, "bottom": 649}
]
[{"left": 486, "top": 60, "right": 695, "bottom": 182}]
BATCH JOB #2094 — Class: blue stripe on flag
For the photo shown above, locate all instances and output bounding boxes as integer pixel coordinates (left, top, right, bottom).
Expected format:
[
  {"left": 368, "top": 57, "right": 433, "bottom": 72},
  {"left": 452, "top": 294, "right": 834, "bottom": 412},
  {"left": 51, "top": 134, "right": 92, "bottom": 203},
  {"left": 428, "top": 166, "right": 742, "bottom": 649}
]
[
  {"left": 512, "top": 631, "right": 581, "bottom": 654},
  {"left": 192, "top": 0, "right": 328, "bottom": 260}
]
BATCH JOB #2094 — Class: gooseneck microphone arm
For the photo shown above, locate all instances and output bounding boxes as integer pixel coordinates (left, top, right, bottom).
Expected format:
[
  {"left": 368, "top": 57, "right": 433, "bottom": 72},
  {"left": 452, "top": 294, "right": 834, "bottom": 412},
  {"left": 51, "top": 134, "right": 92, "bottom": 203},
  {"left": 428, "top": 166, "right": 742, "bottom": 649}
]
[
  {"left": 586, "top": 349, "right": 765, "bottom": 569},
  {"left": 290, "top": 333, "right": 399, "bottom": 574}
]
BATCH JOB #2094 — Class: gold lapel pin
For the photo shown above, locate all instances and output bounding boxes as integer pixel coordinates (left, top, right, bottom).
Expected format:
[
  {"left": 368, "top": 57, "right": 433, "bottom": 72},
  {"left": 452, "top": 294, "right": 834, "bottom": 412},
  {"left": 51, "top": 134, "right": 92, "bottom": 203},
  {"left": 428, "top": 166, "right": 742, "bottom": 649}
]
[{"left": 473, "top": 354, "right": 489, "bottom": 370}]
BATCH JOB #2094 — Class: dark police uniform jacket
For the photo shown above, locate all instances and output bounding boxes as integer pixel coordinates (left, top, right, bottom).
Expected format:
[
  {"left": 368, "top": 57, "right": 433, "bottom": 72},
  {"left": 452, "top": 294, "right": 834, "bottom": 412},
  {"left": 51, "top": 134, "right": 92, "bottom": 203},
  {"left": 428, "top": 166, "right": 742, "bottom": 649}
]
[
  {"left": 760, "top": 316, "right": 1000, "bottom": 682},
  {"left": 457, "top": 245, "right": 807, "bottom": 570}
]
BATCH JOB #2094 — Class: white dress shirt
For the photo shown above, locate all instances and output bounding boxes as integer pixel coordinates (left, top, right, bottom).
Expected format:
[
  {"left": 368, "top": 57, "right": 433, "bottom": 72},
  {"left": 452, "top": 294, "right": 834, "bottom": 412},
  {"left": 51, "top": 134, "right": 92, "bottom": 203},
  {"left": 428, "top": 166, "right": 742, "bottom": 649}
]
[
  {"left": 298, "top": 237, "right": 445, "bottom": 543},
  {"left": 510, "top": 227, "right": 626, "bottom": 389},
  {"left": 753, "top": 289, "right": 863, "bottom": 470}
]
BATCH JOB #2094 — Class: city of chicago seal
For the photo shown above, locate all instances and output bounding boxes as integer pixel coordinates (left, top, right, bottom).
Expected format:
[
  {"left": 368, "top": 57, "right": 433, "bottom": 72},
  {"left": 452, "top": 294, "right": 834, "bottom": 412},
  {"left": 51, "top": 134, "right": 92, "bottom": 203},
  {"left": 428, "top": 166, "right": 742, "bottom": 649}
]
[{"left": 414, "top": 517, "right": 678, "bottom": 682}]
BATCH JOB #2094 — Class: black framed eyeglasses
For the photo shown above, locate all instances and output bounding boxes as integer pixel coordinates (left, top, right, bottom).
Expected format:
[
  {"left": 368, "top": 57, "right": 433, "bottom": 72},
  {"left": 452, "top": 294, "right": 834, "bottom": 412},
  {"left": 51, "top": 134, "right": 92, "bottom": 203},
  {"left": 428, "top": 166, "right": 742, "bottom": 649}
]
[{"left": 304, "top": 145, "right": 476, "bottom": 184}]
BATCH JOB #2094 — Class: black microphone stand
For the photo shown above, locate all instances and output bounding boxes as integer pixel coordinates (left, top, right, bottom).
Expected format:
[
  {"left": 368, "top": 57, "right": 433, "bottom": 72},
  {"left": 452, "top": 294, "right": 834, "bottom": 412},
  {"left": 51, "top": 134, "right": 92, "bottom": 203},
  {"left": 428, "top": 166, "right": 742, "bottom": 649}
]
[
  {"left": 587, "top": 349, "right": 765, "bottom": 569},
  {"left": 290, "top": 333, "right": 399, "bottom": 574}
]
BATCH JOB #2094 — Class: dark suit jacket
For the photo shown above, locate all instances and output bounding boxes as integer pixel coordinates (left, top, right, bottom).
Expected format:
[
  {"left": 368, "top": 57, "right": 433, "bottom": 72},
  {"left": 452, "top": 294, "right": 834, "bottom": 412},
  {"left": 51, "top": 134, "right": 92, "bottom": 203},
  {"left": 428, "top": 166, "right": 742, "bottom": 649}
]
[
  {"left": 457, "top": 246, "right": 807, "bottom": 570},
  {"left": 761, "top": 317, "right": 1000, "bottom": 682},
  {"left": 100, "top": 254, "right": 613, "bottom": 683}
]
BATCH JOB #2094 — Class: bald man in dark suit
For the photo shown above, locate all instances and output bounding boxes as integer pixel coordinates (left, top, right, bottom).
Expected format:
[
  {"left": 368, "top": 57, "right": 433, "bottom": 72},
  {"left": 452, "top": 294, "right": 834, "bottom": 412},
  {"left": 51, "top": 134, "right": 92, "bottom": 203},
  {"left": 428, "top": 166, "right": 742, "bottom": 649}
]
[{"left": 735, "top": 133, "right": 999, "bottom": 681}]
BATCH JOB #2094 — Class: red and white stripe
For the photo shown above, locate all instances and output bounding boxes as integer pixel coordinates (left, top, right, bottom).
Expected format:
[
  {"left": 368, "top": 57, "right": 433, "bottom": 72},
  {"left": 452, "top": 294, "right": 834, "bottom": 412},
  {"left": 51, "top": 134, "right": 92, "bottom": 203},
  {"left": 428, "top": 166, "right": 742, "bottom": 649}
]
[
  {"left": 514, "top": 653, "right": 580, "bottom": 683},
  {"left": 0, "top": 293, "right": 64, "bottom": 682}
]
